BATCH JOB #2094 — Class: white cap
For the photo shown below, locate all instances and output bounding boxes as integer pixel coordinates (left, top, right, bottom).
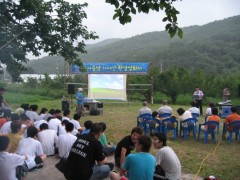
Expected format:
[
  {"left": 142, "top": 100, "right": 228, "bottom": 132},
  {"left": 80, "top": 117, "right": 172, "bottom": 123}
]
[{"left": 78, "top": 88, "right": 83, "bottom": 91}]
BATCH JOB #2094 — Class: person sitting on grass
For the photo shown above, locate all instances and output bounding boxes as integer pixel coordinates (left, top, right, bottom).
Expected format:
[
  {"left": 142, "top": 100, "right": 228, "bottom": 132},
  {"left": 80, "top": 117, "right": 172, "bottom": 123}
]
[
  {"left": 0, "top": 136, "right": 26, "bottom": 180},
  {"left": 0, "top": 109, "right": 11, "bottom": 130},
  {"left": 57, "top": 122, "right": 77, "bottom": 159},
  {"left": 48, "top": 115, "right": 63, "bottom": 136},
  {"left": 19, "top": 114, "right": 33, "bottom": 138},
  {"left": 201, "top": 107, "right": 220, "bottom": 131},
  {"left": 37, "top": 107, "right": 48, "bottom": 121},
  {"left": 81, "top": 120, "right": 93, "bottom": 134},
  {"left": 38, "top": 123, "right": 58, "bottom": 156},
  {"left": 152, "top": 133, "right": 181, "bottom": 180},
  {"left": 65, "top": 123, "right": 114, "bottom": 180},
  {"left": 7, "top": 121, "right": 22, "bottom": 153},
  {"left": 26, "top": 104, "right": 39, "bottom": 122},
  {"left": 16, "top": 126, "right": 47, "bottom": 171},
  {"left": 70, "top": 113, "right": 85, "bottom": 133},
  {"left": 99, "top": 122, "right": 116, "bottom": 156},
  {"left": 114, "top": 127, "right": 142, "bottom": 169},
  {"left": 110, "top": 135, "right": 156, "bottom": 180},
  {"left": 62, "top": 109, "right": 71, "bottom": 122}
]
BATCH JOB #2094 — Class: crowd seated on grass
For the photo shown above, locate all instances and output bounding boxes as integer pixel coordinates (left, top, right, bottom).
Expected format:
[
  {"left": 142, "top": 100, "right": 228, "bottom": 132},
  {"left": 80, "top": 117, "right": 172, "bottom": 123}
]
[{"left": 0, "top": 100, "right": 239, "bottom": 180}]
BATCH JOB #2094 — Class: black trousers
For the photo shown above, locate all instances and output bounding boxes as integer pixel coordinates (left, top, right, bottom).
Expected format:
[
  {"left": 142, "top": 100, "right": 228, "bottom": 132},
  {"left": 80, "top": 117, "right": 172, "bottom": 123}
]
[{"left": 195, "top": 100, "right": 203, "bottom": 115}]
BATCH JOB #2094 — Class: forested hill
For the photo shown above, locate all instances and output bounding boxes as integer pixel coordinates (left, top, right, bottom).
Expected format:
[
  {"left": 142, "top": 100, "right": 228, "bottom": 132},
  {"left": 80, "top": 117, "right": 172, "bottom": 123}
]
[{"left": 26, "top": 15, "right": 240, "bottom": 74}]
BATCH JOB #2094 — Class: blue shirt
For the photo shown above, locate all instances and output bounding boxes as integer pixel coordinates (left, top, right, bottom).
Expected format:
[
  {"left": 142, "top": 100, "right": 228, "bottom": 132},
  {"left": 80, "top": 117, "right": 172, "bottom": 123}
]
[
  {"left": 123, "top": 152, "right": 156, "bottom": 180},
  {"left": 76, "top": 92, "right": 83, "bottom": 105}
]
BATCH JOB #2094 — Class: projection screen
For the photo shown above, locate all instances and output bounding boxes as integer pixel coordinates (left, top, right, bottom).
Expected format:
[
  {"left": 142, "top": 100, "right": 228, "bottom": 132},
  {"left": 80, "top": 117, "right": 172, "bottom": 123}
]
[{"left": 88, "top": 74, "right": 127, "bottom": 101}]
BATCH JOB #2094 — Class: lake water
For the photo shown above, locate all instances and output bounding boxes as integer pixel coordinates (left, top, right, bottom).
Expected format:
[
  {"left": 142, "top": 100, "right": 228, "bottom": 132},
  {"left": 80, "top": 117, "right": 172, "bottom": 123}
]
[{"left": 20, "top": 74, "right": 58, "bottom": 82}]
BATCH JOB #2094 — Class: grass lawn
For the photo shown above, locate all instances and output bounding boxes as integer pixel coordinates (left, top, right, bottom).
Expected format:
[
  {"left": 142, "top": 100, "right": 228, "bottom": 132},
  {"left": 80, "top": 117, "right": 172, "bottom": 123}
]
[{"left": 9, "top": 97, "right": 240, "bottom": 179}]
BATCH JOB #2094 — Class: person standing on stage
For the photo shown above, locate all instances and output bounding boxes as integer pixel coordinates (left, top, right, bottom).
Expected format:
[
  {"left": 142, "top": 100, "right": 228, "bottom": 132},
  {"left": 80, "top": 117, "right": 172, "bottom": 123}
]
[
  {"left": 223, "top": 87, "right": 231, "bottom": 102},
  {"left": 76, "top": 88, "right": 84, "bottom": 116},
  {"left": 193, "top": 87, "right": 204, "bottom": 115}
]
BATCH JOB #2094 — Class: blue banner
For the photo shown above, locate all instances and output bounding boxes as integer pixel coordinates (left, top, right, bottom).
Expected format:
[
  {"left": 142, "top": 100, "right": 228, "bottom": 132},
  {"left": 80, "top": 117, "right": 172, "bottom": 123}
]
[{"left": 72, "top": 62, "right": 149, "bottom": 74}]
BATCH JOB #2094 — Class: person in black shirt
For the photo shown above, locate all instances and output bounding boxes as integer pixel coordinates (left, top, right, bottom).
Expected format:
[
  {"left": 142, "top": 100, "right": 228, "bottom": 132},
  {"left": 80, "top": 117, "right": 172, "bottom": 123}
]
[
  {"left": 65, "top": 123, "right": 113, "bottom": 180},
  {"left": 114, "top": 127, "right": 142, "bottom": 169}
]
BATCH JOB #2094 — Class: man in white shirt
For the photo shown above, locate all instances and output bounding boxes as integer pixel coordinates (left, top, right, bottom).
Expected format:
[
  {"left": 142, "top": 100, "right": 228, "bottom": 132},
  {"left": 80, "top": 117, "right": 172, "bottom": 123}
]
[
  {"left": 188, "top": 101, "right": 200, "bottom": 115},
  {"left": 25, "top": 105, "right": 39, "bottom": 122},
  {"left": 62, "top": 109, "right": 71, "bottom": 122},
  {"left": 138, "top": 101, "right": 152, "bottom": 116},
  {"left": 152, "top": 133, "right": 181, "bottom": 180},
  {"left": 16, "top": 126, "right": 47, "bottom": 170},
  {"left": 38, "top": 123, "right": 58, "bottom": 156},
  {"left": 19, "top": 114, "right": 33, "bottom": 138},
  {"left": 48, "top": 116, "right": 63, "bottom": 136},
  {"left": 193, "top": 87, "right": 204, "bottom": 115},
  {"left": 70, "top": 113, "right": 84, "bottom": 132},
  {"left": 0, "top": 136, "right": 26, "bottom": 180},
  {"left": 157, "top": 100, "right": 173, "bottom": 117},
  {"left": 57, "top": 122, "right": 77, "bottom": 158}
]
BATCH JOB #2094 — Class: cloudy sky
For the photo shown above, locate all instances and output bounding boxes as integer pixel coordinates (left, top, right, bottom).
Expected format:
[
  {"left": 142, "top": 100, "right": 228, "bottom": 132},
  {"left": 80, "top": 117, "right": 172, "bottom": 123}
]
[
  {"left": 76, "top": 0, "right": 240, "bottom": 44},
  {"left": 28, "top": 0, "right": 240, "bottom": 59}
]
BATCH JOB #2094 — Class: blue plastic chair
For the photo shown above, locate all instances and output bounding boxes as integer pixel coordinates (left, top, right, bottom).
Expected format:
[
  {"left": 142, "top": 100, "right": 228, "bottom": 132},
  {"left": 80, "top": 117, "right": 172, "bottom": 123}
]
[
  {"left": 162, "top": 118, "right": 178, "bottom": 140},
  {"left": 180, "top": 118, "right": 197, "bottom": 141},
  {"left": 197, "top": 121, "right": 219, "bottom": 144},
  {"left": 158, "top": 113, "right": 171, "bottom": 119},
  {"left": 137, "top": 113, "right": 152, "bottom": 129},
  {"left": 205, "top": 115, "right": 220, "bottom": 134},
  {"left": 221, "top": 106, "right": 231, "bottom": 118},
  {"left": 226, "top": 120, "right": 240, "bottom": 143},
  {"left": 191, "top": 113, "right": 199, "bottom": 119},
  {"left": 145, "top": 117, "right": 162, "bottom": 135}
]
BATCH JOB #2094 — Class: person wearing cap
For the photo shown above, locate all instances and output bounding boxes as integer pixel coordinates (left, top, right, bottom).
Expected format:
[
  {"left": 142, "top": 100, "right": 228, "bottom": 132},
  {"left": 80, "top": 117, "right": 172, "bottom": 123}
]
[{"left": 76, "top": 87, "right": 84, "bottom": 115}]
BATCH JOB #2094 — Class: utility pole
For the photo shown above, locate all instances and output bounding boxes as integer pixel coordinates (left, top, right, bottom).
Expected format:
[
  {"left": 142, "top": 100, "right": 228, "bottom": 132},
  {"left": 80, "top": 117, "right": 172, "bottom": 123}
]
[{"left": 160, "top": 60, "right": 163, "bottom": 73}]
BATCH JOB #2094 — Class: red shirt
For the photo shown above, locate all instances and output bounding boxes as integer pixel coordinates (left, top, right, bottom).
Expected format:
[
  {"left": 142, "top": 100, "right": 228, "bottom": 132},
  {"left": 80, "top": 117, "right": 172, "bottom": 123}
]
[
  {"left": 224, "top": 113, "right": 240, "bottom": 124},
  {"left": 0, "top": 118, "right": 7, "bottom": 129},
  {"left": 224, "top": 113, "right": 240, "bottom": 131}
]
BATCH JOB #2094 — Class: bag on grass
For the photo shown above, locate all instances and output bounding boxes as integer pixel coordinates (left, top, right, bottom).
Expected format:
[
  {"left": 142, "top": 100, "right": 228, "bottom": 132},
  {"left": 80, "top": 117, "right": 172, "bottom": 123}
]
[{"left": 55, "top": 158, "right": 67, "bottom": 174}]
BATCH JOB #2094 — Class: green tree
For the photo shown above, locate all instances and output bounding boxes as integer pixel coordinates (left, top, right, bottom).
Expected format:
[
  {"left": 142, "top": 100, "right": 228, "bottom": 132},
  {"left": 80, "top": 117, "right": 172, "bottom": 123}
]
[
  {"left": 155, "top": 67, "right": 189, "bottom": 103},
  {"left": 0, "top": 0, "right": 98, "bottom": 80},
  {"left": 106, "top": 0, "right": 182, "bottom": 38}
]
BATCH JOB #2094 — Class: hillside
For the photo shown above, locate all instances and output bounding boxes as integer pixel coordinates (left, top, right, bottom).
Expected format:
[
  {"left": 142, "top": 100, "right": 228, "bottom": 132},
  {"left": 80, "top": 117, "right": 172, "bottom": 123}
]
[{"left": 25, "top": 15, "right": 240, "bottom": 74}]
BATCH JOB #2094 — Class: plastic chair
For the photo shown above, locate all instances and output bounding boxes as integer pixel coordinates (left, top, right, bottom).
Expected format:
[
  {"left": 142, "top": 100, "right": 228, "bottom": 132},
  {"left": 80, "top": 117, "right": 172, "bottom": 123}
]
[
  {"left": 191, "top": 113, "right": 199, "bottom": 119},
  {"left": 158, "top": 113, "right": 171, "bottom": 119},
  {"left": 197, "top": 121, "right": 219, "bottom": 144},
  {"left": 162, "top": 117, "right": 178, "bottom": 140},
  {"left": 137, "top": 113, "right": 152, "bottom": 129},
  {"left": 221, "top": 106, "right": 231, "bottom": 118},
  {"left": 205, "top": 115, "right": 220, "bottom": 134},
  {"left": 226, "top": 120, "right": 240, "bottom": 143},
  {"left": 180, "top": 118, "right": 197, "bottom": 141},
  {"left": 145, "top": 117, "right": 162, "bottom": 135}
]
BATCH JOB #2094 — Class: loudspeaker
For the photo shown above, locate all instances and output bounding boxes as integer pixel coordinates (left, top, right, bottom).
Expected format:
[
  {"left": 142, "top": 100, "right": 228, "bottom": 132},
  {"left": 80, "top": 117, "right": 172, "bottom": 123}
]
[
  {"left": 97, "top": 102, "right": 103, "bottom": 108},
  {"left": 62, "top": 101, "right": 69, "bottom": 111},
  {"left": 90, "top": 109, "right": 100, "bottom": 116},
  {"left": 68, "top": 84, "right": 75, "bottom": 94}
]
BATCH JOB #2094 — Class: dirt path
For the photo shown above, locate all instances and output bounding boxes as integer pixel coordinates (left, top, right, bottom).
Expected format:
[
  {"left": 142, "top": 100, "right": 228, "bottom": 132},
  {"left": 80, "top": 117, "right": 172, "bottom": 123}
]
[{"left": 22, "top": 156, "right": 203, "bottom": 180}]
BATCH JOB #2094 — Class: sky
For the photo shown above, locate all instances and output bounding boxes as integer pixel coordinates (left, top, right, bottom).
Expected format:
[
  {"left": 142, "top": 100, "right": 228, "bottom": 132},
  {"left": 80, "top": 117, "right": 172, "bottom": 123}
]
[{"left": 28, "top": 0, "right": 240, "bottom": 59}]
